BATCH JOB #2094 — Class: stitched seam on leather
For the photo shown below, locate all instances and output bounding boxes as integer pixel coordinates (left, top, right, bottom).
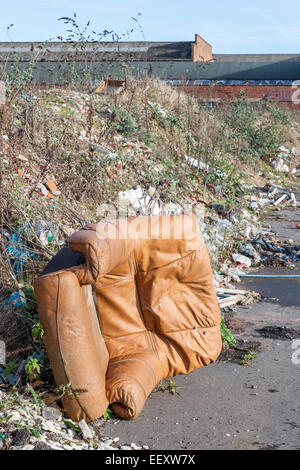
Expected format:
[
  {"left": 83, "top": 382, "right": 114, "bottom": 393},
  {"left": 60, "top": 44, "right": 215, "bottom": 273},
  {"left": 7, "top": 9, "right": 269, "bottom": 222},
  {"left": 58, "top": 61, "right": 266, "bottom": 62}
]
[
  {"left": 133, "top": 258, "right": 158, "bottom": 359},
  {"left": 88, "top": 242, "right": 99, "bottom": 281},
  {"left": 110, "top": 374, "right": 147, "bottom": 400},
  {"left": 109, "top": 357, "right": 156, "bottom": 387},
  {"left": 132, "top": 248, "right": 161, "bottom": 360},
  {"left": 103, "top": 323, "right": 220, "bottom": 341},
  {"left": 140, "top": 249, "right": 198, "bottom": 273},
  {"left": 56, "top": 274, "right": 92, "bottom": 421},
  {"left": 156, "top": 323, "right": 221, "bottom": 335},
  {"left": 96, "top": 274, "right": 135, "bottom": 289},
  {"left": 103, "top": 329, "right": 148, "bottom": 340}
]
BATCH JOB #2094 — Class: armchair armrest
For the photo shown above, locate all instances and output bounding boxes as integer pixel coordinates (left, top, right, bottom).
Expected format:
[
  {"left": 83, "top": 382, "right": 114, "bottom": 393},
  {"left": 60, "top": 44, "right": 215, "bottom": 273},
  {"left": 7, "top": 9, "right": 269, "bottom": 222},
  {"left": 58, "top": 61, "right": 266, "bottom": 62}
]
[{"left": 34, "top": 270, "right": 109, "bottom": 422}]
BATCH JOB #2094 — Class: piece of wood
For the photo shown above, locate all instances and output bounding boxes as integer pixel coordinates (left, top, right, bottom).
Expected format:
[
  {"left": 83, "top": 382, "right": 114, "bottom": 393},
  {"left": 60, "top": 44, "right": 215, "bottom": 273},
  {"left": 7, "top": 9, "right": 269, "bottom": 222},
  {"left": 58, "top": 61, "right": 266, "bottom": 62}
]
[
  {"left": 216, "top": 288, "right": 248, "bottom": 295},
  {"left": 218, "top": 294, "right": 245, "bottom": 308},
  {"left": 274, "top": 194, "right": 288, "bottom": 206}
]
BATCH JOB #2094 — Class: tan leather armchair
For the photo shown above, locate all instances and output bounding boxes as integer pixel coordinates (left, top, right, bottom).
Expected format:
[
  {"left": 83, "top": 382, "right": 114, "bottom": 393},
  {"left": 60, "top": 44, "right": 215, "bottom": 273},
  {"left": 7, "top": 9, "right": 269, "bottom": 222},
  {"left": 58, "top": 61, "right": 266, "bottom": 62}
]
[{"left": 34, "top": 214, "right": 222, "bottom": 421}]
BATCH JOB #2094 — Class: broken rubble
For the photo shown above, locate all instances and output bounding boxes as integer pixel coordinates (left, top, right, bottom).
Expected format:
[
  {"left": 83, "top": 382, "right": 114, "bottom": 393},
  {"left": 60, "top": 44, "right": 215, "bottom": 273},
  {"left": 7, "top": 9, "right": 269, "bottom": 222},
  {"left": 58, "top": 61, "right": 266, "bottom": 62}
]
[
  {"left": 118, "top": 186, "right": 161, "bottom": 216},
  {"left": 272, "top": 157, "right": 290, "bottom": 173},
  {"left": 42, "top": 407, "right": 62, "bottom": 421},
  {"left": 45, "top": 181, "right": 58, "bottom": 193},
  {"left": 78, "top": 419, "right": 94, "bottom": 440},
  {"left": 36, "top": 183, "right": 48, "bottom": 197}
]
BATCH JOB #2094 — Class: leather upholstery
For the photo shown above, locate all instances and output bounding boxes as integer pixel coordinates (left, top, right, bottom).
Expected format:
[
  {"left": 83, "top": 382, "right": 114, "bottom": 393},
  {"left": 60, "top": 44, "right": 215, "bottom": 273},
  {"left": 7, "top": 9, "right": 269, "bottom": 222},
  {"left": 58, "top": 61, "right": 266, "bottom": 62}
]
[{"left": 34, "top": 214, "right": 221, "bottom": 421}]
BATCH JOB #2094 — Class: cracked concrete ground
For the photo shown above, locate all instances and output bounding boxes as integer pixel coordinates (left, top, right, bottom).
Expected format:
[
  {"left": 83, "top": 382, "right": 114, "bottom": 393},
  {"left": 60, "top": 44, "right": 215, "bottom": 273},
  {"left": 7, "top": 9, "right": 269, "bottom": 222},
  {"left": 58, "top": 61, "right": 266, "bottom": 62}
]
[{"left": 98, "top": 208, "right": 300, "bottom": 450}]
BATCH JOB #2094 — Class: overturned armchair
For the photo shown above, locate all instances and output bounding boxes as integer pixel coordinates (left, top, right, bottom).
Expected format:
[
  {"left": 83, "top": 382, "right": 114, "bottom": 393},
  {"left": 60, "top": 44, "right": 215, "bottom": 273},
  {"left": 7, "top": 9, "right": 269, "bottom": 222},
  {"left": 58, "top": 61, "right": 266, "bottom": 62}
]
[{"left": 34, "top": 213, "right": 222, "bottom": 422}]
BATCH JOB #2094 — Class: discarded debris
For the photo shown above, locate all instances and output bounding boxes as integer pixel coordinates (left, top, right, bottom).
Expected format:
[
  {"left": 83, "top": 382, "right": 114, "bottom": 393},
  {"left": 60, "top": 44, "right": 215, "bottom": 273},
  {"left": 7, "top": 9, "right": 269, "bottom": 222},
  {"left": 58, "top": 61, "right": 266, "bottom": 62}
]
[
  {"left": 45, "top": 181, "right": 58, "bottom": 193},
  {"left": 238, "top": 242, "right": 261, "bottom": 265},
  {"left": 4, "top": 230, "right": 35, "bottom": 274},
  {"left": 36, "top": 183, "right": 48, "bottom": 197},
  {"left": 217, "top": 288, "right": 260, "bottom": 308},
  {"left": 42, "top": 406, "right": 62, "bottom": 421},
  {"left": 218, "top": 294, "right": 246, "bottom": 308},
  {"left": 251, "top": 237, "right": 300, "bottom": 266},
  {"left": 118, "top": 186, "right": 161, "bottom": 215},
  {"left": 78, "top": 419, "right": 94, "bottom": 440},
  {"left": 6, "top": 290, "right": 26, "bottom": 308},
  {"left": 35, "top": 220, "right": 54, "bottom": 247},
  {"left": 232, "top": 253, "right": 252, "bottom": 268},
  {"left": 0, "top": 341, "right": 5, "bottom": 365}
]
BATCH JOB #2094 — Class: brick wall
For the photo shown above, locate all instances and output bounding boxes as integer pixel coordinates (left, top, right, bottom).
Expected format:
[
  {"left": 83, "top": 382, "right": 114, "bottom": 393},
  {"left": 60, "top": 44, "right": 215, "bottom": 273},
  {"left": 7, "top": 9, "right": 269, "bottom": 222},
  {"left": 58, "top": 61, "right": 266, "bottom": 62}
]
[
  {"left": 191, "top": 34, "right": 213, "bottom": 62},
  {"left": 174, "top": 84, "right": 300, "bottom": 107}
]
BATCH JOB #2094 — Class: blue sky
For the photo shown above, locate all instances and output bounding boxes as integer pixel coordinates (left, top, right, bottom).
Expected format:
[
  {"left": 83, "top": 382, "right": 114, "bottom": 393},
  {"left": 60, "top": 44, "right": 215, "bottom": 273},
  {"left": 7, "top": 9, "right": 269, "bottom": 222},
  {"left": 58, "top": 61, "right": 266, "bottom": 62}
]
[{"left": 0, "top": 0, "right": 299, "bottom": 53}]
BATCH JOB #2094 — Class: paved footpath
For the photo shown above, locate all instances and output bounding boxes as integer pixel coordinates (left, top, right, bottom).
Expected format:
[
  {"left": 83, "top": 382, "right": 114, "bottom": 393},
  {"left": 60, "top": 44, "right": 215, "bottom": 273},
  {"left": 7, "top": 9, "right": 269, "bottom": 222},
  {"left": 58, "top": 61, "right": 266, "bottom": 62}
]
[{"left": 97, "top": 208, "right": 300, "bottom": 450}]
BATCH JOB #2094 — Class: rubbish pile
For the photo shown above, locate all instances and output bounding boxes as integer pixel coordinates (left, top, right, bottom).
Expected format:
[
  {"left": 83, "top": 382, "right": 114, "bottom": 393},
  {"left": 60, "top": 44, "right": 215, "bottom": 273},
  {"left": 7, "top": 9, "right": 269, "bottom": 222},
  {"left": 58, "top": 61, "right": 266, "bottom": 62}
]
[
  {"left": 247, "top": 183, "right": 298, "bottom": 210},
  {"left": 250, "top": 237, "right": 300, "bottom": 267}
]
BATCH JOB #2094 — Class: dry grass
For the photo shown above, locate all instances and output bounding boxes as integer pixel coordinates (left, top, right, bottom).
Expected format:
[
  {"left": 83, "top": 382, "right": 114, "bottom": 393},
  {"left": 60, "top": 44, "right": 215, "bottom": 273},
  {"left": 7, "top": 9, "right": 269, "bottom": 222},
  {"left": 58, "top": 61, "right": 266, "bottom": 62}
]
[{"left": 0, "top": 303, "right": 34, "bottom": 363}]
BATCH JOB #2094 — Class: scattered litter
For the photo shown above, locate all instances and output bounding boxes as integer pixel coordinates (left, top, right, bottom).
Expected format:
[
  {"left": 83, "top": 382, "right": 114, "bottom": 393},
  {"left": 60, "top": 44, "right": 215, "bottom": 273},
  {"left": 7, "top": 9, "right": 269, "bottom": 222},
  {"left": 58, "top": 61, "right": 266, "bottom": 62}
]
[
  {"left": 185, "top": 155, "right": 226, "bottom": 178},
  {"left": 0, "top": 340, "right": 5, "bottom": 365},
  {"left": 4, "top": 231, "right": 35, "bottom": 274},
  {"left": 78, "top": 419, "right": 94, "bottom": 440},
  {"left": 147, "top": 100, "right": 168, "bottom": 119},
  {"left": 216, "top": 218, "right": 233, "bottom": 232},
  {"left": 274, "top": 194, "right": 289, "bottom": 206},
  {"left": 258, "top": 184, "right": 297, "bottom": 208},
  {"left": 36, "top": 183, "right": 48, "bottom": 197},
  {"left": 272, "top": 146, "right": 296, "bottom": 173},
  {"left": 0, "top": 368, "right": 18, "bottom": 386},
  {"left": 17, "top": 154, "right": 29, "bottom": 162},
  {"left": 6, "top": 290, "right": 26, "bottom": 307},
  {"left": 45, "top": 181, "right": 58, "bottom": 193},
  {"left": 272, "top": 157, "right": 290, "bottom": 173},
  {"left": 238, "top": 242, "right": 261, "bottom": 265},
  {"left": 42, "top": 407, "right": 62, "bottom": 421},
  {"left": 250, "top": 202, "right": 259, "bottom": 210},
  {"left": 218, "top": 293, "right": 246, "bottom": 308},
  {"left": 185, "top": 155, "right": 209, "bottom": 171},
  {"left": 35, "top": 220, "right": 54, "bottom": 247},
  {"left": 232, "top": 253, "right": 252, "bottom": 268},
  {"left": 118, "top": 186, "right": 161, "bottom": 216}
]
